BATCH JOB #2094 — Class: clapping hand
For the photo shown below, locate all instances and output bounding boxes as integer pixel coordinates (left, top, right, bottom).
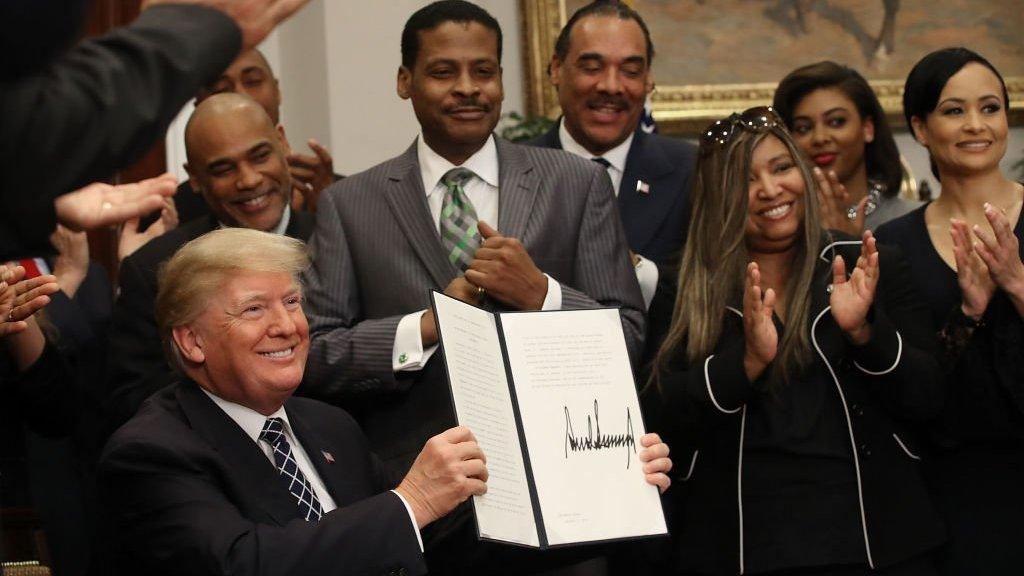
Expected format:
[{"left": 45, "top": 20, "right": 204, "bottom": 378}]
[
  {"left": 950, "top": 218, "right": 997, "bottom": 320},
  {"left": 288, "top": 139, "right": 335, "bottom": 213},
  {"left": 830, "top": 231, "right": 880, "bottom": 345},
  {"left": 971, "top": 203, "right": 1024, "bottom": 307},
  {"left": 813, "top": 167, "right": 867, "bottom": 236},
  {"left": 0, "top": 265, "right": 59, "bottom": 338},
  {"left": 118, "top": 198, "right": 179, "bottom": 262},
  {"left": 742, "top": 262, "right": 778, "bottom": 381}
]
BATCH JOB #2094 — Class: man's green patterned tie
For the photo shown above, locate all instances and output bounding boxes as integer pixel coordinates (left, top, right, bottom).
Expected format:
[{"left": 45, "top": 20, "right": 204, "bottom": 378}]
[{"left": 439, "top": 168, "right": 481, "bottom": 271}]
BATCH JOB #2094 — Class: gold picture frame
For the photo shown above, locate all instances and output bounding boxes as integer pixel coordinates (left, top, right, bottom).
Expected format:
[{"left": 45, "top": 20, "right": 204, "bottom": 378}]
[{"left": 520, "top": 0, "right": 1024, "bottom": 136}]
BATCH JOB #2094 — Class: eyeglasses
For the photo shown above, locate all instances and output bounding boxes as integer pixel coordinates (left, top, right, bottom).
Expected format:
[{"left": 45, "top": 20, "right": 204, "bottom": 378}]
[{"left": 700, "top": 106, "right": 784, "bottom": 154}]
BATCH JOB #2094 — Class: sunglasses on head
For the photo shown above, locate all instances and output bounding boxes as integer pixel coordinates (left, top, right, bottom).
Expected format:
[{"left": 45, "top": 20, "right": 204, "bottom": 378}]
[{"left": 700, "top": 106, "right": 784, "bottom": 154}]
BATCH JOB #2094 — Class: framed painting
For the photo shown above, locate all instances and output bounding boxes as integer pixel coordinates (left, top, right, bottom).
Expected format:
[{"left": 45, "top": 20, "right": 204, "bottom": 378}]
[{"left": 521, "top": 0, "right": 1024, "bottom": 135}]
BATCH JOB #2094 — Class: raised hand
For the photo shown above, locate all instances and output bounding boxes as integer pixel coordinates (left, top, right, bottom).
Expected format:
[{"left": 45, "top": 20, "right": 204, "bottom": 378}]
[
  {"left": 950, "top": 218, "right": 996, "bottom": 320},
  {"left": 54, "top": 173, "right": 177, "bottom": 232},
  {"left": 118, "top": 198, "right": 179, "bottom": 262},
  {"left": 395, "top": 426, "right": 488, "bottom": 529},
  {"left": 638, "top": 433, "right": 672, "bottom": 494},
  {"left": 50, "top": 225, "right": 91, "bottom": 298},
  {"left": 813, "top": 167, "right": 865, "bottom": 236},
  {"left": 465, "top": 221, "right": 548, "bottom": 311},
  {"left": 144, "top": 0, "right": 310, "bottom": 51},
  {"left": 742, "top": 262, "right": 778, "bottom": 382},
  {"left": 0, "top": 266, "right": 59, "bottom": 338},
  {"left": 287, "top": 139, "right": 335, "bottom": 213},
  {"left": 830, "top": 231, "right": 879, "bottom": 345},
  {"left": 972, "top": 203, "right": 1024, "bottom": 307}
]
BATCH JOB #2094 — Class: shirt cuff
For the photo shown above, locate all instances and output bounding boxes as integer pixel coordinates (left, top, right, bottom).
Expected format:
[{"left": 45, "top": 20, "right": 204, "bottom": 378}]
[
  {"left": 635, "top": 255, "right": 659, "bottom": 310},
  {"left": 393, "top": 310, "right": 438, "bottom": 372},
  {"left": 390, "top": 490, "right": 425, "bottom": 552},
  {"left": 540, "top": 274, "right": 562, "bottom": 311}
]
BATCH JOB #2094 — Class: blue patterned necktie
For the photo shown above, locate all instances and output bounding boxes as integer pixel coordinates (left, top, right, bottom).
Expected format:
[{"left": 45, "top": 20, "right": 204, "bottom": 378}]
[
  {"left": 439, "top": 167, "right": 481, "bottom": 272},
  {"left": 259, "top": 417, "right": 323, "bottom": 522}
]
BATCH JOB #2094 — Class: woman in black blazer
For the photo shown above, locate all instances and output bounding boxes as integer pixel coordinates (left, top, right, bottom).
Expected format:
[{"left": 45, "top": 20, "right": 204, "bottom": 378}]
[
  {"left": 875, "top": 48, "right": 1024, "bottom": 576},
  {"left": 645, "top": 108, "right": 944, "bottom": 575}
]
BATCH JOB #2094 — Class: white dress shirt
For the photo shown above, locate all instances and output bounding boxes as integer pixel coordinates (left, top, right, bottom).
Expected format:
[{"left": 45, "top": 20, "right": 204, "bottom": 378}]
[
  {"left": 392, "top": 135, "right": 562, "bottom": 372},
  {"left": 201, "top": 389, "right": 423, "bottom": 551},
  {"left": 557, "top": 119, "right": 658, "bottom": 309}
]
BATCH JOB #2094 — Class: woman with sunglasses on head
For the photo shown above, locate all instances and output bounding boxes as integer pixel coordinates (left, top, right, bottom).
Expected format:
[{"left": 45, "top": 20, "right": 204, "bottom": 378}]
[
  {"left": 774, "top": 61, "right": 921, "bottom": 235},
  {"left": 644, "top": 108, "right": 945, "bottom": 576},
  {"left": 873, "top": 48, "right": 1024, "bottom": 575}
]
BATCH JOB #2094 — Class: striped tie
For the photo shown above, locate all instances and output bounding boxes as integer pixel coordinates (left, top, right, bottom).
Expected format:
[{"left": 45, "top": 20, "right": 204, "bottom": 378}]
[
  {"left": 259, "top": 417, "right": 323, "bottom": 522},
  {"left": 439, "top": 167, "right": 481, "bottom": 272}
]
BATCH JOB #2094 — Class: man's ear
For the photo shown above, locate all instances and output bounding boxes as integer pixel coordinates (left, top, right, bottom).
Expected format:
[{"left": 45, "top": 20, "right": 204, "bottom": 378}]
[
  {"left": 397, "top": 66, "right": 412, "bottom": 100},
  {"left": 548, "top": 57, "right": 562, "bottom": 87},
  {"left": 910, "top": 116, "right": 928, "bottom": 146},
  {"left": 277, "top": 125, "right": 292, "bottom": 155},
  {"left": 183, "top": 163, "right": 203, "bottom": 197},
  {"left": 862, "top": 116, "right": 875, "bottom": 144},
  {"left": 172, "top": 324, "right": 206, "bottom": 365}
]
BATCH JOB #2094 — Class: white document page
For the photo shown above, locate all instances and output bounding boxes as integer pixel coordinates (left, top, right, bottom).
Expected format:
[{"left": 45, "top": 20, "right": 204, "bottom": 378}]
[
  {"left": 498, "top": 308, "right": 667, "bottom": 546},
  {"left": 432, "top": 293, "right": 539, "bottom": 547}
]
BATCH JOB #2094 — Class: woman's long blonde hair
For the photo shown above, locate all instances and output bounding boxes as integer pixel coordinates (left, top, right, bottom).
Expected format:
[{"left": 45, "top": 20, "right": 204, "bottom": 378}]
[{"left": 652, "top": 121, "right": 825, "bottom": 389}]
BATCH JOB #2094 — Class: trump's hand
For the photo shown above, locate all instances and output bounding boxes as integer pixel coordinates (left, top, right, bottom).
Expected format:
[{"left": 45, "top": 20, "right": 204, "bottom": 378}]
[
  {"left": 639, "top": 433, "right": 672, "bottom": 494},
  {"left": 465, "top": 221, "right": 548, "bottom": 311},
  {"left": 395, "top": 426, "right": 488, "bottom": 529}
]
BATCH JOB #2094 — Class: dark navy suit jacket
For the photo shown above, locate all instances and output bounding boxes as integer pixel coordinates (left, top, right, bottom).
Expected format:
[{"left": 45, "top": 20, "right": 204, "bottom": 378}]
[{"left": 529, "top": 124, "right": 697, "bottom": 267}]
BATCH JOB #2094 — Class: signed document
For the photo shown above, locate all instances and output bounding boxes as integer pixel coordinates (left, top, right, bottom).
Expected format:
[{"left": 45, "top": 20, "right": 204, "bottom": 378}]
[{"left": 431, "top": 292, "right": 667, "bottom": 548}]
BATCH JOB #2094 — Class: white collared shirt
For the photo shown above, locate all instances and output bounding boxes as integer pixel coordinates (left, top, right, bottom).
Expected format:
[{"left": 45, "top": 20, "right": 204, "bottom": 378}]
[
  {"left": 391, "top": 135, "right": 562, "bottom": 372},
  {"left": 557, "top": 119, "right": 658, "bottom": 309},
  {"left": 217, "top": 205, "right": 291, "bottom": 235},
  {"left": 200, "top": 389, "right": 423, "bottom": 551},
  {"left": 558, "top": 118, "right": 633, "bottom": 196}
]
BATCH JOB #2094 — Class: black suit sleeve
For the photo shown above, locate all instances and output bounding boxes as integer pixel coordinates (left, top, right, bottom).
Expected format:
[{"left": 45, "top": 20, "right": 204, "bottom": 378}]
[
  {"left": 100, "top": 440, "right": 426, "bottom": 576},
  {"left": 105, "top": 253, "right": 178, "bottom": 433},
  {"left": 0, "top": 4, "right": 241, "bottom": 260}
]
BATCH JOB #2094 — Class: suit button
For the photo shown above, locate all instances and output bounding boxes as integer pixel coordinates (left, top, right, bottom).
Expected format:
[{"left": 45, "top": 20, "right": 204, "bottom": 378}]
[{"left": 859, "top": 444, "right": 871, "bottom": 457}]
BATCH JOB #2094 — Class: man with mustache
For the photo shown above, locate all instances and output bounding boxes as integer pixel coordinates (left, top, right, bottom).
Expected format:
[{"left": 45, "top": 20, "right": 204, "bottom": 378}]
[
  {"left": 106, "top": 93, "right": 315, "bottom": 433},
  {"left": 301, "top": 2, "right": 647, "bottom": 568},
  {"left": 530, "top": 1, "right": 697, "bottom": 316}
]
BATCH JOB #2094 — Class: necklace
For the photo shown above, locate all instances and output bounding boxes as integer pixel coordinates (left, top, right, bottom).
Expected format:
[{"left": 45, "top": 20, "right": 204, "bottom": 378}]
[{"left": 846, "top": 180, "right": 883, "bottom": 221}]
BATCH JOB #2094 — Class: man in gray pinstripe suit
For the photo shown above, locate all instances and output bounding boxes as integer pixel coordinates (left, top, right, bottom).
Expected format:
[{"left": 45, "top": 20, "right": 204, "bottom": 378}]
[{"left": 301, "top": 1, "right": 643, "bottom": 489}]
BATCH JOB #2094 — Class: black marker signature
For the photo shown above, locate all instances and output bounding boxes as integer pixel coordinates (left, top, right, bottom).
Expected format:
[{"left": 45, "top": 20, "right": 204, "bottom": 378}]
[{"left": 564, "top": 399, "right": 637, "bottom": 468}]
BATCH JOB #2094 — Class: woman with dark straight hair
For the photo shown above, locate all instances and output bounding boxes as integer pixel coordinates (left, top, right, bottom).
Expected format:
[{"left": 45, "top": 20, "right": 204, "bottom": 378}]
[
  {"left": 645, "top": 108, "right": 944, "bottom": 575},
  {"left": 875, "top": 47, "right": 1024, "bottom": 576},
  {"left": 774, "top": 61, "right": 920, "bottom": 234}
]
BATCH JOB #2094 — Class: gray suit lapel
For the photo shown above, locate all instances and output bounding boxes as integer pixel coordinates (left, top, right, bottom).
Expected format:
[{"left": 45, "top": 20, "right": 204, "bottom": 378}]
[
  {"left": 495, "top": 138, "right": 538, "bottom": 240},
  {"left": 383, "top": 142, "right": 458, "bottom": 288}
]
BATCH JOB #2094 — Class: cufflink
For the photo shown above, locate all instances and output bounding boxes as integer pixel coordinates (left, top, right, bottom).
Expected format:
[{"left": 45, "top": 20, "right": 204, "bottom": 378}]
[{"left": 399, "top": 352, "right": 408, "bottom": 364}]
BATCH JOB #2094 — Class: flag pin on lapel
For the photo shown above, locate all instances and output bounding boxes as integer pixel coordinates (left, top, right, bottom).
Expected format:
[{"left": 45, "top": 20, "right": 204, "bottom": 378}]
[
  {"left": 321, "top": 450, "right": 335, "bottom": 464},
  {"left": 636, "top": 180, "right": 650, "bottom": 195}
]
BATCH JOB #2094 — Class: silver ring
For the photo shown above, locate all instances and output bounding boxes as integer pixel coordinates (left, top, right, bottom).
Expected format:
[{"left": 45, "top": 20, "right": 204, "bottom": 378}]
[{"left": 846, "top": 205, "right": 859, "bottom": 221}]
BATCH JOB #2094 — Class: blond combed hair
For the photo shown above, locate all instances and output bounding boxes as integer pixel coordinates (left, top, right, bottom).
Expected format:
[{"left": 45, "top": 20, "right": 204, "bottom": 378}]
[
  {"left": 652, "top": 124, "right": 826, "bottom": 391},
  {"left": 155, "top": 228, "right": 310, "bottom": 372}
]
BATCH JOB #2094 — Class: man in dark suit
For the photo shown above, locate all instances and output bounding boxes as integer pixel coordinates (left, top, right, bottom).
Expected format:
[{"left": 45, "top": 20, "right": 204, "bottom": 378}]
[
  {"left": 0, "top": 0, "right": 308, "bottom": 260},
  {"left": 301, "top": 0, "right": 643, "bottom": 471},
  {"left": 106, "top": 93, "right": 315, "bottom": 433},
  {"left": 100, "top": 227, "right": 488, "bottom": 575},
  {"left": 174, "top": 49, "right": 341, "bottom": 222},
  {"left": 528, "top": 1, "right": 697, "bottom": 310}
]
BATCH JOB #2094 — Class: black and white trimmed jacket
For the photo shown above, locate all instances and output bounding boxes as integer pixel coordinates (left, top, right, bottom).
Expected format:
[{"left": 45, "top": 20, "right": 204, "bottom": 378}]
[{"left": 647, "top": 237, "right": 946, "bottom": 575}]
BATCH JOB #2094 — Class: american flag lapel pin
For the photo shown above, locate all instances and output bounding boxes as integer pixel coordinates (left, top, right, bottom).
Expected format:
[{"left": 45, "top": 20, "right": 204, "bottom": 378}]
[
  {"left": 321, "top": 450, "right": 335, "bottom": 464},
  {"left": 636, "top": 180, "right": 650, "bottom": 195}
]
